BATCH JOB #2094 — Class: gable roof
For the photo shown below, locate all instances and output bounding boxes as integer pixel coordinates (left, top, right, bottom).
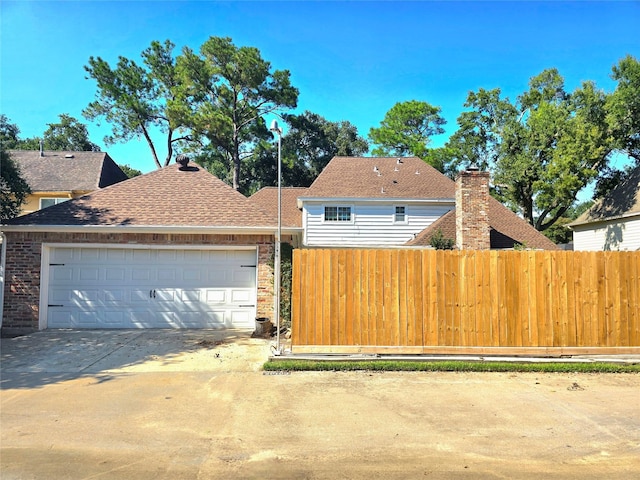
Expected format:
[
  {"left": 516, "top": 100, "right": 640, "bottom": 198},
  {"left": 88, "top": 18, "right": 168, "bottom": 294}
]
[
  {"left": 569, "top": 164, "right": 640, "bottom": 227},
  {"left": 3, "top": 162, "right": 275, "bottom": 229},
  {"left": 302, "top": 156, "right": 454, "bottom": 199},
  {"left": 248, "top": 187, "right": 307, "bottom": 228},
  {"left": 8, "top": 150, "right": 128, "bottom": 192},
  {"left": 406, "top": 198, "right": 559, "bottom": 250}
]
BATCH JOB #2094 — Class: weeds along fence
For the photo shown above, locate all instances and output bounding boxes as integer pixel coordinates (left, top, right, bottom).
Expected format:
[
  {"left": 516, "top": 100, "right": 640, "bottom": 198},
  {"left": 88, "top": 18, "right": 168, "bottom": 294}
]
[{"left": 290, "top": 249, "right": 640, "bottom": 355}]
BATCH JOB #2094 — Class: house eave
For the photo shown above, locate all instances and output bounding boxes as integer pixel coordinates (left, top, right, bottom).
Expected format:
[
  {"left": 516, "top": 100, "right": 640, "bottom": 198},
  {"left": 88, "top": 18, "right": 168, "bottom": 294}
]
[
  {"left": 0, "top": 224, "right": 303, "bottom": 236},
  {"left": 297, "top": 197, "right": 455, "bottom": 208},
  {"left": 568, "top": 210, "right": 640, "bottom": 229}
]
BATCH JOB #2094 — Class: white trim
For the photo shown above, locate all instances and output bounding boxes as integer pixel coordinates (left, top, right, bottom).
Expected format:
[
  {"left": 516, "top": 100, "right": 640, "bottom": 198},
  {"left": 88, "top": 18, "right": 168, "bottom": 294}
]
[
  {"left": 322, "top": 204, "right": 355, "bottom": 224},
  {"left": 569, "top": 210, "right": 640, "bottom": 229},
  {"left": 0, "top": 225, "right": 302, "bottom": 235},
  {"left": 39, "top": 243, "right": 259, "bottom": 330},
  {"left": 39, "top": 197, "right": 69, "bottom": 209},
  {"left": 298, "top": 197, "right": 454, "bottom": 208},
  {"left": 393, "top": 205, "right": 408, "bottom": 224}
]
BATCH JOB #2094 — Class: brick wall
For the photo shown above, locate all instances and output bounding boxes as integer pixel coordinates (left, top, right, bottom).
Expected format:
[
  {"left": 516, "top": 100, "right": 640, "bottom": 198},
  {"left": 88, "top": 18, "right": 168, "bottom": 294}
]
[
  {"left": 1, "top": 231, "right": 276, "bottom": 333},
  {"left": 455, "top": 169, "right": 490, "bottom": 250}
]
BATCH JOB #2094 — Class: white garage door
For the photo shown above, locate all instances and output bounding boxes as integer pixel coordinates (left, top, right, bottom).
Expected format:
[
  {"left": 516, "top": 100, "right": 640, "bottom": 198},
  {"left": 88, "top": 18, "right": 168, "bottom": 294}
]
[{"left": 45, "top": 246, "right": 257, "bottom": 329}]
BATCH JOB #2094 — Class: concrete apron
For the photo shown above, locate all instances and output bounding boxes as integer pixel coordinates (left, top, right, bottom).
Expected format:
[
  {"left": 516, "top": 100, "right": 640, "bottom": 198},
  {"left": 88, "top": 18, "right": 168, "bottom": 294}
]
[{"left": 0, "top": 329, "right": 273, "bottom": 375}]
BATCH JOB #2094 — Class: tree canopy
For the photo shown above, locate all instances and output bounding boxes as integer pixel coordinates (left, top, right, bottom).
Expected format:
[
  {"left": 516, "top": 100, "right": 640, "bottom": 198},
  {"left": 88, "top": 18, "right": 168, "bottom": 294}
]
[
  {"left": 446, "top": 67, "right": 619, "bottom": 232},
  {"left": 43, "top": 114, "right": 100, "bottom": 151},
  {"left": 0, "top": 149, "right": 31, "bottom": 222},
  {"left": 84, "top": 40, "right": 187, "bottom": 168},
  {"left": 175, "top": 36, "right": 299, "bottom": 190},
  {"left": 368, "top": 100, "right": 446, "bottom": 166}
]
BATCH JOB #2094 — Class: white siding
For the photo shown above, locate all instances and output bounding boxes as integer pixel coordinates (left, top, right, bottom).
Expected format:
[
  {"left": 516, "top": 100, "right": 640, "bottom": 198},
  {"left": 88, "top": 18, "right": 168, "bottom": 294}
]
[
  {"left": 303, "top": 201, "right": 454, "bottom": 246},
  {"left": 573, "top": 216, "right": 640, "bottom": 251}
]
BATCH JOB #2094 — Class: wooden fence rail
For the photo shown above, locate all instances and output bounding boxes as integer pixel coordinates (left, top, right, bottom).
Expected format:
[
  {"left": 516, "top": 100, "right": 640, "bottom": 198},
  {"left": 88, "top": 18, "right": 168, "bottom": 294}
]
[{"left": 290, "top": 249, "right": 640, "bottom": 355}]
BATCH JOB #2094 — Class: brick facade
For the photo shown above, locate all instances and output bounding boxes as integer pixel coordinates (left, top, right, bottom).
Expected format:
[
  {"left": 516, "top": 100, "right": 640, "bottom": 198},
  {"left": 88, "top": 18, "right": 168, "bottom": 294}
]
[
  {"left": 455, "top": 169, "right": 491, "bottom": 250},
  {"left": 1, "top": 231, "right": 277, "bottom": 334}
]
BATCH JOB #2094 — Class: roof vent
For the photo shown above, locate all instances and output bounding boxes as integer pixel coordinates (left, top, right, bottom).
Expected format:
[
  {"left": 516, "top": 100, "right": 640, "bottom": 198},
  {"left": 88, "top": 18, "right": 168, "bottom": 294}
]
[
  {"left": 65, "top": 154, "right": 75, "bottom": 158},
  {"left": 176, "top": 154, "right": 190, "bottom": 170},
  {"left": 39, "top": 139, "right": 44, "bottom": 157},
  {"left": 381, "top": 187, "right": 385, "bottom": 194},
  {"left": 397, "top": 158, "right": 403, "bottom": 164},
  {"left": 467, "top": 163, "right": 480, "bottom": 172},
  {"left": 373, "top": 166, "right": 379, "bottom": 173},
  {"left": 415, "top": 170, "right": 420, "bottom": 175}
]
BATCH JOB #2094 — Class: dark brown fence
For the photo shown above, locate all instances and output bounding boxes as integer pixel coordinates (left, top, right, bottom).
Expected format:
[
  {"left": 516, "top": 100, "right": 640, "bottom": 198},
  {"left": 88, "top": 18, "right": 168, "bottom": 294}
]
[{"left": 290, "top": 249, "right": 640, "bottom": 355}]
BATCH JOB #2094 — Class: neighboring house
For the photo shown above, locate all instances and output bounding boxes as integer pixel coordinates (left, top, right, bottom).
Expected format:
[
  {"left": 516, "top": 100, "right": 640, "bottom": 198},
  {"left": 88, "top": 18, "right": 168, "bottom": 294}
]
[
  {"left": 568, "top": 165, "right": 640, "bottom": 251},
  {"left": 0, "top": 159, "right": 288, "bottom": 335},
  {"left": 8, "top": 150, "right": 128, "bottom": 215},
  {"left": 247, "top": 187, "right": 307, "bottom": 246},
  {"left": 257, "top": 156, "right": 556, "bottom": 250}
]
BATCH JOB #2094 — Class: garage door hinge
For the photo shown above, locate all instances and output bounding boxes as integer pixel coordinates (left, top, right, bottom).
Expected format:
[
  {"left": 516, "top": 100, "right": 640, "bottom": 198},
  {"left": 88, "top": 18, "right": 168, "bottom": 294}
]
[
  {"left": 48, "top": 304, "right": 64, "bottom": 307},
  {"left": 239, "top": 305, "right": 255, "bottom": 308},
  {"left": 49, "top": 263, "right": 65, "bottom": 266},
  {"left": 241, "top": 264, "right": 257, "bottom": 268}
]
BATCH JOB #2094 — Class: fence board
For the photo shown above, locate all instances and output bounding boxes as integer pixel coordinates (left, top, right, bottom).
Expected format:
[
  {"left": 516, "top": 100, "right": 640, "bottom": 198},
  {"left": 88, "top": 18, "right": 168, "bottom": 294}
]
[{"left": 291, "top": 249, "right": 640, "bottom": 354}]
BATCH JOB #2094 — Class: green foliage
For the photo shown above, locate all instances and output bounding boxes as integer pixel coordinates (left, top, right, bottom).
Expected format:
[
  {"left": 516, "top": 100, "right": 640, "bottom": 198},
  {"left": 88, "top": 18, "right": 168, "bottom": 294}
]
[
  {"left": 369, "top": 100, "right": 447, "bottom": 167},
  {"left": 449, "top": 68, "right": 614, "bottom": 232},
  {"left": 267, "top": 242, "right": 294, "bottom": 329},
  {"left": 0, "top": 149, "right": 31, "bottom": 222},
  {"left": 0, "top": 114, "right": 21, "bottom": 149},
  {"left": 84, "top": 40, "right": 187, "bottom": 168},
  {"left": 43, "top": 114, "right": 100, "bottom": 151},
  {"left": 264, "top": 360, "right": 640, "bottom": 373},
  {"left": 176, "top": 36, "right": 298, "bottom": 190},
  {"left": 279, "top": 242, "right": 293, "bottom": 329},
  {"left": 118, "top": 164, "right": 143, "bottom": 178},
  {"left": 607, "top": 55, "right": 640, "bottom": 162},
  {"left": 429, "top": 229, "right": 455, "bottom": 250}
]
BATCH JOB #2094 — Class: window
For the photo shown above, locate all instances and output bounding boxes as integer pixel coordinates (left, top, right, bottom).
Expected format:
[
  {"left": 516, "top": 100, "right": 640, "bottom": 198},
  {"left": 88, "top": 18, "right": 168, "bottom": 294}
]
[
  {"left": 394, "top": 206, "right": 406, "bottom": 223},
  {"left": 39, "top": 198, "right": 68, "bottom": 209},
  {"left": 324, "top": 206, "right": 352, "bottom": 222}
]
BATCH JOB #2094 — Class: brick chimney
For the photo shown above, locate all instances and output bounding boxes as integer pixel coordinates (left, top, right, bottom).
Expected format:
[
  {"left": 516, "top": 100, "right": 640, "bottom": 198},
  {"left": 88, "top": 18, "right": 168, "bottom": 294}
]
[{"left": 455, "top": 167, "right": 490, "bottom": 250}]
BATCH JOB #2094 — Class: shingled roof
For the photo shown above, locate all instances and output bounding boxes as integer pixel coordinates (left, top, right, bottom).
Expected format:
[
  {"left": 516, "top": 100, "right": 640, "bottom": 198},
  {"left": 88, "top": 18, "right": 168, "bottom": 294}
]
[
  {"left": 569, "top": 164, "right": 640, "bottom": 227},
  {"left": 406, "top": 197, "right": 559, "bottom": 250},
  {"left": 302, "top": 157, "right": 454, "bottom": 199},
  {"left": 4, "top": 162, "right": 275, "bottom": 228},
  {"left": 8, "top": 150, "right": 128, "bottom": 192},
  {"left": 248, "top": 187, "right": 307, "bottom": 228}
]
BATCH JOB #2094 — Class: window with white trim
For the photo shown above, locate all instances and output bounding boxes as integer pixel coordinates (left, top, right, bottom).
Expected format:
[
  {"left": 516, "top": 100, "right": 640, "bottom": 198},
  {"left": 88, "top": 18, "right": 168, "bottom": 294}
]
[
  {"left": 394, "top": 205, "right": 407, "bottom": 223},
  {"left": 39, "top": 198, "right": 68, "bottom": 209},
  {"left": 324, "top": 206, "right": 352, "bottom": 222}
]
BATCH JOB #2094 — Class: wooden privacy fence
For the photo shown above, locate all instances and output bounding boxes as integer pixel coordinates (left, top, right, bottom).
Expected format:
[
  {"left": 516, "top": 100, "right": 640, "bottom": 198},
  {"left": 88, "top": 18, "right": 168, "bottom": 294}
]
[{"left": 290, "top": 249, "right": 640, "bottom": 355}]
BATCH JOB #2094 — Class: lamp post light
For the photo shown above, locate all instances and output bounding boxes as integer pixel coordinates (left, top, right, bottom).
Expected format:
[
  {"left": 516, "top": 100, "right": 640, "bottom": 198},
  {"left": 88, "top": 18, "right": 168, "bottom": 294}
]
[{"left": 269, "top": 119, "right": 283, "bottom": 354}]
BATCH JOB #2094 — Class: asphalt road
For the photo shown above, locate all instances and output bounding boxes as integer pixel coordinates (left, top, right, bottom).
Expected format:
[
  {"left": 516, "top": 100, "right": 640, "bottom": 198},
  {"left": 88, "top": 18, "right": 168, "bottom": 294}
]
[{"left": 1, "top": 331, "right": 639, "bottom": 479}]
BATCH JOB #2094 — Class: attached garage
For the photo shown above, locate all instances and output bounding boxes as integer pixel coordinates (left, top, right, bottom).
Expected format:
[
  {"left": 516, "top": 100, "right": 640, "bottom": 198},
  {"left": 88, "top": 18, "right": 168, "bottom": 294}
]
[
  {"left": 43, "top": 245, "right": 257, "bottom": 329},
  {"left": 1, "top": 160, "right": 298, "bottom": 335}
]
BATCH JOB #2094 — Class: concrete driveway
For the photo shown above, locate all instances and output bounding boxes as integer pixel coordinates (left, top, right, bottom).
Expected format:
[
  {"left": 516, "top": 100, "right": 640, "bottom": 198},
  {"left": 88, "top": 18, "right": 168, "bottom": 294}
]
[{"left": 1, "top": 330, "right": 639, "bottom": 479}]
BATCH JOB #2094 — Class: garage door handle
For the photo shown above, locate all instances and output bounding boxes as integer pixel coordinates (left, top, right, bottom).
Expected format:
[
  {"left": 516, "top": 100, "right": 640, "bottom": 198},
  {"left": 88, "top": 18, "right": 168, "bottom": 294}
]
[
  {"left": 239, "top": 305, "right": 255, "bottom": 308},
  {"left": 150, "top": 289, "right": 157, "bottom": 298}
]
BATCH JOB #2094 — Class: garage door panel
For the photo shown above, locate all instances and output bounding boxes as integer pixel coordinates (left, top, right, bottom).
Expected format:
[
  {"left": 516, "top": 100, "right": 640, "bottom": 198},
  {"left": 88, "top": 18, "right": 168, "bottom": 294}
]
[
  {"left": 46, "top": 247, "right": 257, "bottom": 329},
  {"left": 231, "top": 289, "right": 251, "bottom": 303},
  {"left": 205, "top": 289, "right": 226, "bottom": 304},
  {"left": 230, "top": 310, "right": 253, "bottom": 328}
]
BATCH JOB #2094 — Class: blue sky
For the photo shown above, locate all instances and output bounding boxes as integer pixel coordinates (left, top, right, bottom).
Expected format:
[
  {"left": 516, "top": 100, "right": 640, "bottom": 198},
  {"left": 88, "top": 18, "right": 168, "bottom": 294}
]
[{"left": 1, "top": 0, "right": 639, "bottom": 175}]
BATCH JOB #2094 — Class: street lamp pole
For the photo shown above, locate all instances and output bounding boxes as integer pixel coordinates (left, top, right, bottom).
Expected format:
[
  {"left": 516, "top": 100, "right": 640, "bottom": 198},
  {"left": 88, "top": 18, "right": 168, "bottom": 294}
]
[{"left": 269, "top": 120, "right": 283, "bottom": 354}]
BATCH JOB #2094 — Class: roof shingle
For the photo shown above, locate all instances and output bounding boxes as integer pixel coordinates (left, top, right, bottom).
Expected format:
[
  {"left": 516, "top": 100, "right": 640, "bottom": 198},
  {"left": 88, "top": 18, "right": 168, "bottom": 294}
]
[
  {"left": 570, "top": 164, "right": 640, "bottom": 226},
  {"left": 302, "top": 156, "right": 454, "bottom": 199},
  {"left": 248, "top": 187, "right": 307, "bottom": 228},
  {"left": 8, "top": 150, "right": 128, "bottom": 192},
  {"left": 406, "top": 198, "right": 559, "bottom": 250},
  {"left": 5, "top": 162, "right": 275, "bottom": 228}
]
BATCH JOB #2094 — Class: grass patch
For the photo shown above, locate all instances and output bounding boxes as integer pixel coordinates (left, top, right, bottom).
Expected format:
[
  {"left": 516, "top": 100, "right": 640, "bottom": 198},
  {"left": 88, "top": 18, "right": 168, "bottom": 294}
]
[{"left": 263, "top": 360, "right": 640, "bottom": 374}]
